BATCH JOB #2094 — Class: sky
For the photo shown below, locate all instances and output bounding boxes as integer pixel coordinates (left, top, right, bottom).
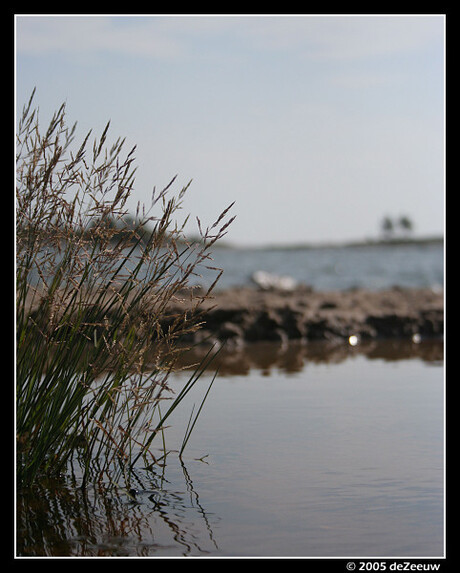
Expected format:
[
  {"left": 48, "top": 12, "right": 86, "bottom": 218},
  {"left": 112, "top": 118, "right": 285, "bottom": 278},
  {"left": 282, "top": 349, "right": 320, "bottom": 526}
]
[{"left": 15, "top": 14, "right": 445, "bottom": 247}]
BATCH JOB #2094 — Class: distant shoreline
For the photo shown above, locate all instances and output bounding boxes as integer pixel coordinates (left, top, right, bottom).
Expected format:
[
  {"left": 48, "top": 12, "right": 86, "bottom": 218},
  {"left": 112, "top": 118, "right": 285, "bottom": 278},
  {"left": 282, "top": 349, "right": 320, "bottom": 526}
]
[{"left": 216, "top": 235, "right": 444, "bottom": 251}]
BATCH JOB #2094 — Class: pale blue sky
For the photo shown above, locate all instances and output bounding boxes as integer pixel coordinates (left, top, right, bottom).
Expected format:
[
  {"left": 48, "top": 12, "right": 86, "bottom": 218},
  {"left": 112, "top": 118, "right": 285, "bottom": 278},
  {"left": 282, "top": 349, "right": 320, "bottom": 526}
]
[{"left": 15, "top": 14, "right": 445, "bottom": 246}]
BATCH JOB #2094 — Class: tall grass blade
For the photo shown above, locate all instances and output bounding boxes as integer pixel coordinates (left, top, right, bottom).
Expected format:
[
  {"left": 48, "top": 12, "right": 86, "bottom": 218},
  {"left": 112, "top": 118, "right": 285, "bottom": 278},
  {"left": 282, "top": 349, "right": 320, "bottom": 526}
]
[{"left": 16, "top": 91, "right": 234, "bottom": 487}]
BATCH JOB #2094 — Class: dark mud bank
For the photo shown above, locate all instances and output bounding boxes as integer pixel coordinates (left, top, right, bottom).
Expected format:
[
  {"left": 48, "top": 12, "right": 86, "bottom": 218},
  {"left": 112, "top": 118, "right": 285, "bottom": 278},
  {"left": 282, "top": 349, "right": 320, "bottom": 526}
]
[{"left": 166, "top": 285, "right": 444, "bottom": 347}]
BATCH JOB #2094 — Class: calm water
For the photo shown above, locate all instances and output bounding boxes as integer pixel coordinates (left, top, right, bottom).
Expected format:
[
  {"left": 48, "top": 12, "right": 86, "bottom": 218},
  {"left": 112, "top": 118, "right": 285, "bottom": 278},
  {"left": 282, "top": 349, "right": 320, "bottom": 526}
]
[
  {"left": 196, "top": 241, "right": 444, "bottom": 291},
  {"left": 26, "top": 240, "right": 443, "bottom": 295},
  {"left": 17, "top": 341, "right": 444, "bottom": 558}
]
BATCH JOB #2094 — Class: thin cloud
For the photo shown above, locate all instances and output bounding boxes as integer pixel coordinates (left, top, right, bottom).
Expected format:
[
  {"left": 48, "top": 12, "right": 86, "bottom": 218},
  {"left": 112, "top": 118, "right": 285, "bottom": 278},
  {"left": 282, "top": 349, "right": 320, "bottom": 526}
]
[
  {"left": 16, "top": 14, "right": 443, "bottom": 63},
  {"left": 16, "top": 15, "right": 185, "bottom": 61}
]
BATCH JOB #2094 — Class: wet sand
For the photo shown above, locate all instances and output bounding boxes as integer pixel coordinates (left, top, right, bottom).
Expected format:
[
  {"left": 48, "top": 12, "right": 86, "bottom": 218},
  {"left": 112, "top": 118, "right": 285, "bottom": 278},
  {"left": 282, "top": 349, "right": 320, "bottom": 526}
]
[{"left": 167, "top": 285, "right": 444, "bottom": 347}]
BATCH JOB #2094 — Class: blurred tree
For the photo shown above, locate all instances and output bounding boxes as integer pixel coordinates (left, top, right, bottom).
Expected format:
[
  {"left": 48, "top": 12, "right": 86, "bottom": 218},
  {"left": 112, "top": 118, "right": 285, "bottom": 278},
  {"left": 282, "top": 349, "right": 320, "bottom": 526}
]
[
  {"left": 381, "top": 216, "right": 394, "bottom": 239},
  {"left": 380, "top": 215, "right": 414, "bottom": 240},
  {"left": 398, "top": 215, "right": 414, "bottom": 236}
]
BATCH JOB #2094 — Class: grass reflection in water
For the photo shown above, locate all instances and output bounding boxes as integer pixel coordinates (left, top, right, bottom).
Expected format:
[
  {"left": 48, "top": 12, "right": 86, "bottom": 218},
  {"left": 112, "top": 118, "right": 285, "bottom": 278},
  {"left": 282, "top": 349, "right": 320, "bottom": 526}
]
[{"left": 17, "top": 460, "right": 219, "bottom": 557}]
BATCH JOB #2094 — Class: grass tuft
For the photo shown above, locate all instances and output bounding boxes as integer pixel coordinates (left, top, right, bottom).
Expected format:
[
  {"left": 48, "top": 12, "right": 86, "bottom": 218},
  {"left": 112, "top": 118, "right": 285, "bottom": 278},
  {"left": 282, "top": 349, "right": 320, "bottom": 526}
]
[{"left": 16, "top": 91, "right": 234, "bottom": 487}]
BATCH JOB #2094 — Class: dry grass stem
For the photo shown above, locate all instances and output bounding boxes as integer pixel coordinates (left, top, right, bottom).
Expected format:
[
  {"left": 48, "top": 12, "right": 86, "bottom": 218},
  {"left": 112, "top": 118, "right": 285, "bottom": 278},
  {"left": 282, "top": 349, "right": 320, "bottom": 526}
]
[{"left": 16, "top": 91, "right": 234, "bottom": 487}]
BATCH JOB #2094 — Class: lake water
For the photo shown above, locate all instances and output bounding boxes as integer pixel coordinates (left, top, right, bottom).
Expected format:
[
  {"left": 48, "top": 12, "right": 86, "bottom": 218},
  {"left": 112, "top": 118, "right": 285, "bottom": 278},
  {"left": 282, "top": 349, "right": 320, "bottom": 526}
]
[
  {"left": 25, "top": 239, "right": 444, "bottom": 296},
  {"left": 195, "top": 241, "right": 444, "bottom": 292},
  {"left": 17, "top": 340, "right": 444, "bottom": 558}
]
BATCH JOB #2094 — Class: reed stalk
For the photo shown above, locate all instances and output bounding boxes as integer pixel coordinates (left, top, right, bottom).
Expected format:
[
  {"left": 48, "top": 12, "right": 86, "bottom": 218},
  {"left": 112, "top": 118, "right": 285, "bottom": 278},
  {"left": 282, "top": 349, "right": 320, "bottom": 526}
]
[{"left": 16, "top": 90, "right": 234, "bottom": 487}]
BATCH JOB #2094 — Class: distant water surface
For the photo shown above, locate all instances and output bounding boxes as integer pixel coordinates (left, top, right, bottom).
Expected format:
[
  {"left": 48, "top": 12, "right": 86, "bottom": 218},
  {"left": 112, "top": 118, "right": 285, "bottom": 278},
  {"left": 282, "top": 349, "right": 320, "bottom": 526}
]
[
  {"left": 196, "top": 241, "right": 444, "bottom": 291},
  {"left": 25, "top": 240, "right": 443, "bottom": 295}
]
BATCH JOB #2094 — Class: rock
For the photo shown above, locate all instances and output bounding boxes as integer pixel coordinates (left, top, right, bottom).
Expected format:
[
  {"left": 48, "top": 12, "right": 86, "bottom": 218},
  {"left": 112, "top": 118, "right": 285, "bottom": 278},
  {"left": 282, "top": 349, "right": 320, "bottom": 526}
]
[
  {"left": 319, "top": 300, "right": 338, "bottom": 309},
  {"left": 251, "top": 270, "right": 298, "bottom": 292},
  {"left": 245, "top": 310, "right": 284, "bottom": 342},
  {"left": 217, "top": 321, "right": 244, "bottom": 341}
]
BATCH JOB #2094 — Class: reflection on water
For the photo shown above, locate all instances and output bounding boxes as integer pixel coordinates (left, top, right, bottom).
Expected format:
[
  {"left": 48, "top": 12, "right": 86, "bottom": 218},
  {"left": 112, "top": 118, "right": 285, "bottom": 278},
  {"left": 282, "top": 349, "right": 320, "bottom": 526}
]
[
  {"left": 16, "top": 340, "right": 444, "bottom": 558},
  {"left": 17, "top": 462, "right": 219, "bottom": 557},
  {"left": 174, "top": 338, "right": 444, "bottom": 377}
]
